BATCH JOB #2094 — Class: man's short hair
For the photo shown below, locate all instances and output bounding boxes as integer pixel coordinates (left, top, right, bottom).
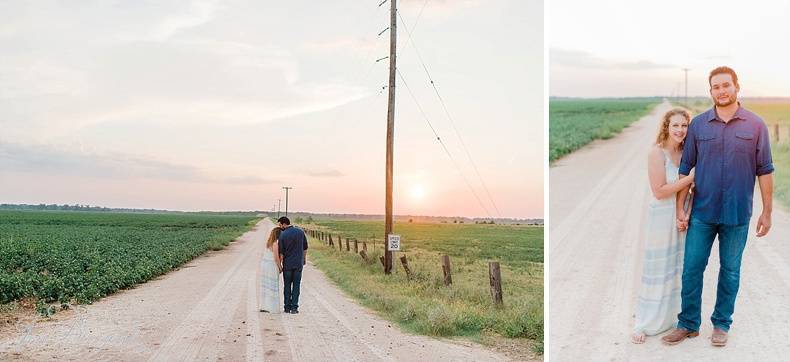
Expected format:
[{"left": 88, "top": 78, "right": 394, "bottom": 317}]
[
  {"left": 709, "top": 66, "right": 739, "bottom": 88},
  {"left": 277, "top": 216, "right": 291, "bottom": 225}
]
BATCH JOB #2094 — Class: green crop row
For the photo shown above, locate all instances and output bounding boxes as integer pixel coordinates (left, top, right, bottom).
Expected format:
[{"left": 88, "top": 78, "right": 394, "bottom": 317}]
[
  {"left": 0, "top": 211, "right": 258, "bottom": 306},
  {"left": 549, "top": 98, "right": 661, "bottom": 162}
]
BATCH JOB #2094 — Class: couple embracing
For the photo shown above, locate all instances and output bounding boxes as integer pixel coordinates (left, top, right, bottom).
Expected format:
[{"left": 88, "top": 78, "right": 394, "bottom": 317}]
[
  {"left": 631, "top": 66, "right": 774, "bottom": 347},
  {"left": 260, "top": 216, "right": 309, "bottom": 314}
]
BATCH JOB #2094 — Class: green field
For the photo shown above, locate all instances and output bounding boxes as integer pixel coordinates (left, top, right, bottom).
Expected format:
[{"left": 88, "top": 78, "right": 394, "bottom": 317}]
[
  {"left": 302, "top": 220, "right": 543, "bottom": 354},
  {"left": 0, "top": 211, "right": 258, "bottom": 313},
  {"left": 549, "top": 98, "right": 661, "bottom": 162}
]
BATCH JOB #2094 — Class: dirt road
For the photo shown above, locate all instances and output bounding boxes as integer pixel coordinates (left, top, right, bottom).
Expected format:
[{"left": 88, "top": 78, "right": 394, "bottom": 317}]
[
  {"left": 0, "top": 219, "right": 508, "bottom": 361},
  {"left": 550, "top": 101, "right": 790, "bottom": 361}
]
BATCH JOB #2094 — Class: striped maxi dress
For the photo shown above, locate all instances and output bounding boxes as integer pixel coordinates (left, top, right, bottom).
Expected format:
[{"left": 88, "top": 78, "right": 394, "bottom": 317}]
[{"left": 633, "top": 149, "right": 686, "bottom": 336}]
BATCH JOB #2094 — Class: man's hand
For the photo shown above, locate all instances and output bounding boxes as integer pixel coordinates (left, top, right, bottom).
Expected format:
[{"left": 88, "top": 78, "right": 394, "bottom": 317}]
[
  {"left": 677, "top": 218, "right": 688, "bottom": 231},
  {"left": 756, "top": 212, "right": 772, "bottom": 237},
  {"left": 676, "top": 209, "right": 690, "bottom": 231}
]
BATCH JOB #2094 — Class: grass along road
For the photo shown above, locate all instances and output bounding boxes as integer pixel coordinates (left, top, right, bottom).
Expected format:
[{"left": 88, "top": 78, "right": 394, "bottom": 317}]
[{"left": 302, "top": 220, "right": 543, "bottom": 356}]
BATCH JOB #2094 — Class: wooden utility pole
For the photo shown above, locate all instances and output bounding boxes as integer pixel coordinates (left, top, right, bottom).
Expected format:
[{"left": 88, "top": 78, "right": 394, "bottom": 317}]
[
  {"left": 682, "top": 68, "right": 689, "bottom": 107},
  {"left": 282, "top": 186, "right": 293, "bottom": 217},
  {"left": 383, "top": 0, "right": 397, "bottom": 275}
]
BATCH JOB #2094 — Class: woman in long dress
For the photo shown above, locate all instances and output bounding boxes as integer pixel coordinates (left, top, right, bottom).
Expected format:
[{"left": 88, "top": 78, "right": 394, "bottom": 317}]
[
  {"left": 260, "top": 227, "right": 282, "bottom": 313},
  {"left": 631, "top": 109, "right": 695, "bottom": 344}
]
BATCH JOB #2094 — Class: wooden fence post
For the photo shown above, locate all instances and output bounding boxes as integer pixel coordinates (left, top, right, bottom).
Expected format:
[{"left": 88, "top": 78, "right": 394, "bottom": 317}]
[
  {"left": 363, "top": 242, "right": 368, "bottom": 253},
  {"left": 328, "top": 234, "right": 333, "bottom": 246},
  {"left": 775, "top": 123, "right": 780, "bottom": 142},
  {"left": 489, "top": 262, "right": 503, "bottom": 306},
  {"left": 346, "top": 238, "right": 350, "bottom": 252},
  {"left": 400, "top": 256, "right": 412, "bottom": 280},
  {"left": 360, "top": 250, "right": 369, "bottom": 262},
  {"left": 354, "top": 239, "right": 359, "bottom": 254},
  {"left": 441, "top": 255, "right": 452, "bottom": 286},
  {"left": 379, "top": 255, "right": 385, "bottom": 267}
]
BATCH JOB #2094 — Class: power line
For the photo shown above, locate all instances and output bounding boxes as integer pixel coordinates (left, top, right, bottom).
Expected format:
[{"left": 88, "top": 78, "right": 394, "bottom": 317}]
[
  {"left": 410, "top": 0, "right": 430, "bottom": 34},
  {"left": 397, "top": 68, "right": 493, "bottom": 218},
  {"left": 396, "top": 10, "right": 502, "bottom": 218}
]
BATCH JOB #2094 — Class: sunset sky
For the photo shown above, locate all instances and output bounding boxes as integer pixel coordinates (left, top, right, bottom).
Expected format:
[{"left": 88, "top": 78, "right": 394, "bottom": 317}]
[
  {"left": 550, "top": 0, "right": 790, "bottom": 98},
  {"left": 0, "top": 0, "right": 543, "bottom": 219}
]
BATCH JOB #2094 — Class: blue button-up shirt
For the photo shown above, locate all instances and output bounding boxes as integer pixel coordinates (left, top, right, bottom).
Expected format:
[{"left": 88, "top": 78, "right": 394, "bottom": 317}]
[
  {"left": 679, "top": 105, "right": 774, "bottom": 225},
  {"left": 278, "top": 226, "right": 308, "bottom": 270}
]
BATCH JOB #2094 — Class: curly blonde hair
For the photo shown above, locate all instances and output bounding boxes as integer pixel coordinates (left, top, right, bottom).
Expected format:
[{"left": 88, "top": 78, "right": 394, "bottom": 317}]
[{"left": 655, "top": 108, "right": 691, "bottom": 150}]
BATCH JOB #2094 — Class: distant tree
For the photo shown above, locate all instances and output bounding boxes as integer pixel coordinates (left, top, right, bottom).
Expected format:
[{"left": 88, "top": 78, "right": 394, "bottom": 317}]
[
  {"left": 453, "top": 220, "right": 458, "bottom": 224},
  {"left": 408, "top": 218, "right": 413, "bottom": 223}
]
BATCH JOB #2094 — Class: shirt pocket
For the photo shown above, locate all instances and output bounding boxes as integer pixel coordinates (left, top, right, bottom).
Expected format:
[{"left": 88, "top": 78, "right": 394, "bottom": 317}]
[
  {"left": 697, "top": 133, "right": 716, "bottom": 156},
  {"left": 734, "top": 131, "right": 754, "bottom": 154}
]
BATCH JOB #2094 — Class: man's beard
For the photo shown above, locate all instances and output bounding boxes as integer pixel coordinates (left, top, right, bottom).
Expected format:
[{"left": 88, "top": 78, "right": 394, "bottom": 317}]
[{"left": 714, "top": 93, "right": 737, "bottom": 107}]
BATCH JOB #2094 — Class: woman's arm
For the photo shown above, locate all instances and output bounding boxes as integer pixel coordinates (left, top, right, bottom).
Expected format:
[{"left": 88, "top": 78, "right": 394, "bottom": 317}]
[
  {"left": 272, "top": 243, "right": 283, "bottom": 273},
  {"left": 648, "top": 147, "right": 695, "bottom": 200}
]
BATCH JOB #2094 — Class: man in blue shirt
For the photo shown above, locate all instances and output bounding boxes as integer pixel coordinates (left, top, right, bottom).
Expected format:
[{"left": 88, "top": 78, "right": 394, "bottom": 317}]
[
  {"left": 662, "top": 67, "right": 774, "bottom": 347},
  {"left": 277, "top": 216, "right": 308, "bottom": 314}
]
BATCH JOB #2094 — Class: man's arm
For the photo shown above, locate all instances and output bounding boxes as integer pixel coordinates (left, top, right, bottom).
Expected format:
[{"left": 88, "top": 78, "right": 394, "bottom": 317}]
[
  {"left": 676, "top": 121, "right": 697, "bottom": 230},
  {"left": 302, "top": 231, "right": 308, "bottom": 265},
  {"left": 676, "top": 183, "right": 691, "bottom": 231},
  {"left": 756, "top": 121, "right": 775, "bottom": 237},
  {"left": 756, "top": 174, "right": 773, "bottom": 237}
]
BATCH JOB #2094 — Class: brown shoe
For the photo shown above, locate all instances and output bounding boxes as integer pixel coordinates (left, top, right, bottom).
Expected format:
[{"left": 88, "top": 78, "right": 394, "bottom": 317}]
[
  {"left": 661, "top": 328, "right": 699, "bottom": 345},
  {"left": 711, "top": 328, "right": 728, "bottom": 347}
]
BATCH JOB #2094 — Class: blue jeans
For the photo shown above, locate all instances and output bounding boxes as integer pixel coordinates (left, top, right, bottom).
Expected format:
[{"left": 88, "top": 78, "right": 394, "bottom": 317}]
[
  {"left": 677, "top": 216, "right": 749, "bottom": 332},
  {"left": 283, "top": 268, "right": 303, "bottom": 311}
]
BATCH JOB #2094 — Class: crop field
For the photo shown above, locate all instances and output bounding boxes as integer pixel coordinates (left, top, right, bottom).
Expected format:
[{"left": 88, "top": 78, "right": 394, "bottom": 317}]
[
  {"left": 0, "top": 211, "right": 258, "bottom": 312},
  {"left": 302, "top": 220, "right": 544, "bottom": 353},
  {"left": 304, "top": 220, "right": 542, "bottom": 268},
  {"left": 549, "top": 98, "right": 661, "bottom": 162}
]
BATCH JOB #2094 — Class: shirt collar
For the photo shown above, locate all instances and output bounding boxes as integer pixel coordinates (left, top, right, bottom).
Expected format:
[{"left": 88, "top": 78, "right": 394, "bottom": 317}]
[{"left": 707, "top": 102, "right": 745, "bottom": 122}]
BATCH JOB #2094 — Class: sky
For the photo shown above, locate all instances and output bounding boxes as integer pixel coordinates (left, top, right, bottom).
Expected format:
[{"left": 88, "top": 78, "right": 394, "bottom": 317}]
[
  {"left": 0, "top": 0, "right": 543, "bottom": 219},
  {"left": 550, "top": 0, "right": 790, "bottom": 98}
]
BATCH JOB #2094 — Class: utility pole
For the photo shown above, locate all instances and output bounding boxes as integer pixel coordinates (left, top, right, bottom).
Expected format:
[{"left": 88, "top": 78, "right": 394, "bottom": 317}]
[
  {"left": 682, "top": 68, "right": 689, "bottom": 107},
  {"left": 282, "top": 186, "right": 293, "bottom": 217},
  {"left": 277, "top": 199, "right": 281, "bottom": 218},
  {"left": 383, "top": 0, "right": 397, "bottom": 275}
]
